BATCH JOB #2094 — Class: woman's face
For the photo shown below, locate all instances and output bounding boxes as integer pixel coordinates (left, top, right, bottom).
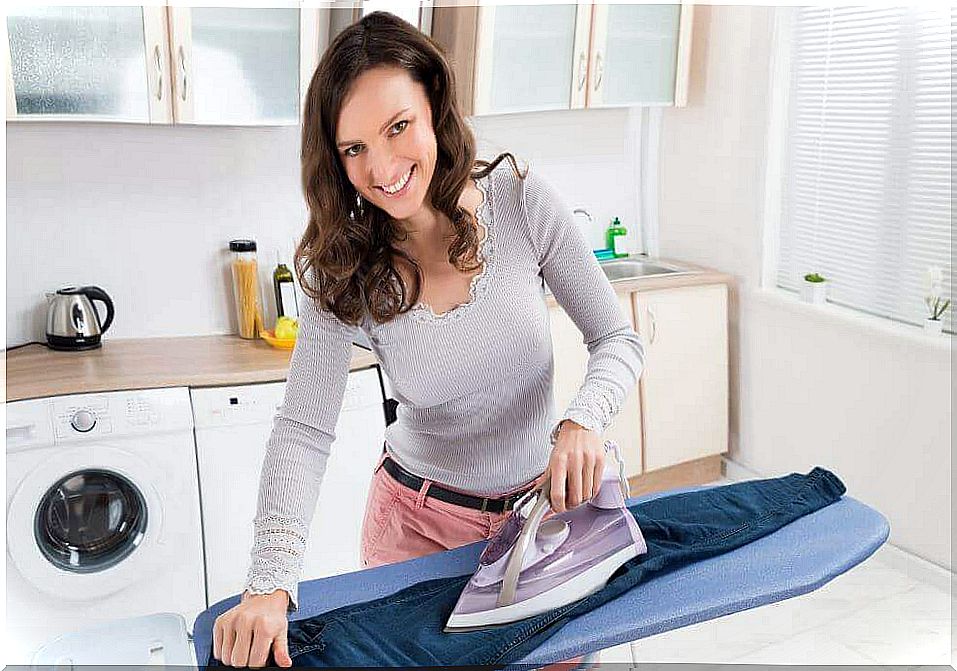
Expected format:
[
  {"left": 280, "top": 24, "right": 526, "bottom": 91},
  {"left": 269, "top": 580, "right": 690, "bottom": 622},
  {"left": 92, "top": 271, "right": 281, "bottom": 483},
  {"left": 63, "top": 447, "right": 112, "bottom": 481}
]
[{"left": 336, "top": 65, "right": 437, "bottom": 222}]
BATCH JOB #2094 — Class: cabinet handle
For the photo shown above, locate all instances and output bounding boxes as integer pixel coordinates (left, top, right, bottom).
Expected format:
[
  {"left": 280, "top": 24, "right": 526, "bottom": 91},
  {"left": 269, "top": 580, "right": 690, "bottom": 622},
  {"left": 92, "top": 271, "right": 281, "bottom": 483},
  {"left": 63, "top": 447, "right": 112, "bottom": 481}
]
[
  {"left": 593, "top": 51, "right": 604, "bottom": 91},
  {"left": 178, "top": 44, "right": 188, "bottom": 102},
  {"left": 577, "top": 51, "right": 587, "bottom": 92},
  {"left": 648, "top": 306, "right": 657, "bottom": 345},
  {"left": 153, "top": 44, "right": 163, "bottom": 101}
]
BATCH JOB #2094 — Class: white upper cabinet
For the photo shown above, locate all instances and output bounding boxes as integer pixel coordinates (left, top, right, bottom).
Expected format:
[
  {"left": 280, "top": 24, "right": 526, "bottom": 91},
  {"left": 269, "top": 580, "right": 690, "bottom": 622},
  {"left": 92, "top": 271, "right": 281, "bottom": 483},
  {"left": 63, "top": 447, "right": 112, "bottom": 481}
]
[
  {"left": 167, "top": 7, "right": 302, "bottom": 125},
  {"left": 588, "top": 3, "right": 691, "bottom": 107},
  {"left": 6, "top": 5, "right": 319, "bottom": 126},
  {"left": 431, "top": 1, "right": 693, "bottom": 116},
  {"left": 474, "top": 4, "right": 586, "bottom": 115},
  {"left": 6, "top": 6, "right": 171, "bottom": 123}
]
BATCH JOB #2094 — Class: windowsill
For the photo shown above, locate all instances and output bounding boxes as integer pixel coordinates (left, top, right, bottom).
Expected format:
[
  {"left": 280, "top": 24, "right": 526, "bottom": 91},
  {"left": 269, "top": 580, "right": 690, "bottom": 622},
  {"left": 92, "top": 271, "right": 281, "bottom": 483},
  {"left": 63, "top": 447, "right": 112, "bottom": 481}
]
[{"left": 750, "top": 286, "right": 953, "bottom": 351}]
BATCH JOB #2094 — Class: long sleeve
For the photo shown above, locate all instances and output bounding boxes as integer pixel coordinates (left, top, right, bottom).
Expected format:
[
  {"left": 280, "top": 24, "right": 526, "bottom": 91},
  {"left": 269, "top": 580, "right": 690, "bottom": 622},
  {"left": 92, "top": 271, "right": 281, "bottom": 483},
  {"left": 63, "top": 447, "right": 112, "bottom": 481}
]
[
  {"left": 520, "top": 167, "right": 646, "bottom": 443},
  {"left": 244, "top": 284, "right": 357, "bottom": 612}
]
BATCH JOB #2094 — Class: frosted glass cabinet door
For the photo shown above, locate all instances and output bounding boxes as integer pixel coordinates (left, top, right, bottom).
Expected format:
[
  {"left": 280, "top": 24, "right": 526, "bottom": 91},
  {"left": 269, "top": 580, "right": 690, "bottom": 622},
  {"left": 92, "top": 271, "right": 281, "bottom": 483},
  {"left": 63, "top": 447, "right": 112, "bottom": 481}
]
[
  {"left": 169, "top": 7, "right": 301, "bottom": 125},
  {"left": 474, "top": 4, "right": 583, "bottom": 115},
  {"left": 589, "top": 3, "right": 683, "bottom": 107},
  {"left": 6, "top": 6, "right": 170, "bottom": 122}
]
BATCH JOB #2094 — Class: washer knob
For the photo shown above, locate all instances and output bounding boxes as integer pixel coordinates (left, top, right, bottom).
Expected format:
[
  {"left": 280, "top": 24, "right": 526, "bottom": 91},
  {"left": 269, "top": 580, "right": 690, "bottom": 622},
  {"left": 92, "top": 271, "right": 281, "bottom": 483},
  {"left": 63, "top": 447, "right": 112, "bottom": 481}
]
[{"left": 70, "top": 409, "right": 96, "bottom": 432}]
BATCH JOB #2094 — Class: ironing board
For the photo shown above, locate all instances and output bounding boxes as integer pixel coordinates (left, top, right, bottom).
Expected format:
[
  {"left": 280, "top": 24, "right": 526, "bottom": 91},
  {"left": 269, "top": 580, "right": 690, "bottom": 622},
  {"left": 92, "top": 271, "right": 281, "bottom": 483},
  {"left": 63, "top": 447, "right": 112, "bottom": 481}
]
[{"left": 192, "top": 482, "right": 889, "bottom": 668}]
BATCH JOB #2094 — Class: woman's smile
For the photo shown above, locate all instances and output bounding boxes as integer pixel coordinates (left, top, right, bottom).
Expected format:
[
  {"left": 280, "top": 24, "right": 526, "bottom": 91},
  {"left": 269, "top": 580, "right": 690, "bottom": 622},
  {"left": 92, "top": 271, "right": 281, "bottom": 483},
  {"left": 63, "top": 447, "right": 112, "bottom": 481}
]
[{"left": 376, "top": 164, "right": 416, "bottom": 199}]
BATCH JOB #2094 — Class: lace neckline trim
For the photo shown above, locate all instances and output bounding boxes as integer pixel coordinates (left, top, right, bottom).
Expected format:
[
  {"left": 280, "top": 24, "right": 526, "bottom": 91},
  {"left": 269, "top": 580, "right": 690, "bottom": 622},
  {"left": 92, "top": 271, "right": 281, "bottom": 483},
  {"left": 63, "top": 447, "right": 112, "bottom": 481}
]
[{"left": 410, "top": 174, "right": 494, "bottom": 323}]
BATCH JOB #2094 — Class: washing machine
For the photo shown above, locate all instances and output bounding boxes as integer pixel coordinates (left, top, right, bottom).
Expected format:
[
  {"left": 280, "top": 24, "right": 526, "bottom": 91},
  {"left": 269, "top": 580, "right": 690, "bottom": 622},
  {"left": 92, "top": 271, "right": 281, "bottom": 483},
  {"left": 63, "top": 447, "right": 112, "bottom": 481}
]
[{"left": 5, "top": 386, "right": 207, "bottom": 665}]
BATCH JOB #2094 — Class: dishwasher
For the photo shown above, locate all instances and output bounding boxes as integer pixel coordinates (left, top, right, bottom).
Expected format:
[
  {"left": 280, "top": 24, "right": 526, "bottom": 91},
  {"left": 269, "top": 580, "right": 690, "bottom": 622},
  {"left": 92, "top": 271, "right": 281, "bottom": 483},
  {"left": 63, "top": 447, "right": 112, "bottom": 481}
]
[{"left": 191, "top": 366, "right": 387, "bottom": 606}]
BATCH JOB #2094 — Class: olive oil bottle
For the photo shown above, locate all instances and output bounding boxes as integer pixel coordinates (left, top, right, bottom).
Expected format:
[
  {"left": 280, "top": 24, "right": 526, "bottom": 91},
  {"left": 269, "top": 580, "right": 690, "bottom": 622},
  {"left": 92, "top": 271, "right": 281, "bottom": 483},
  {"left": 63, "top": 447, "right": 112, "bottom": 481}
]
[{"left": 273, "top": 249, "right": 299, "bottom": 319}]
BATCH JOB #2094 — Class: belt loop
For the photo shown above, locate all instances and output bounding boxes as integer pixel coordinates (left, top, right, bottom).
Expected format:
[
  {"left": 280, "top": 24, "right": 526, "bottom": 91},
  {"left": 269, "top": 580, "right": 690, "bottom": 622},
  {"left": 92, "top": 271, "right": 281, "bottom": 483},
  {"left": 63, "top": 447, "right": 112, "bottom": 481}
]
[
  {"left": 415, "top": 479, "right": 432, "bottom": 510},
  {"left": 374, "top": 451, "right": 388, "bottom": 474},
  {"left": 480, "top": 498, "right": 489, "bottom": 513}
]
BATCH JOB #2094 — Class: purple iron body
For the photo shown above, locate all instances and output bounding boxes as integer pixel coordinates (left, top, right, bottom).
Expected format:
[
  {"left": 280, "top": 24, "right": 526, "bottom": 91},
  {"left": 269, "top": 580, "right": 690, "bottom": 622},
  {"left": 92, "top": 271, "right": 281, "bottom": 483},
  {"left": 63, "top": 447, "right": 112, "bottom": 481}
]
[{"left": 444, "top": 441, "right": 647, "bottom": 632}]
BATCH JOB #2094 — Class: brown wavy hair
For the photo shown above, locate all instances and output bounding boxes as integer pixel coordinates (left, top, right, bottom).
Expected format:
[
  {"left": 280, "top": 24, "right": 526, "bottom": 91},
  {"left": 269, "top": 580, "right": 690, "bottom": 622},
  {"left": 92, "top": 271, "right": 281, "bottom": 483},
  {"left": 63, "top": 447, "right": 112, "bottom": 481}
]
[{"left": 296, "top": 10, "right": 526, "bottom": 326}]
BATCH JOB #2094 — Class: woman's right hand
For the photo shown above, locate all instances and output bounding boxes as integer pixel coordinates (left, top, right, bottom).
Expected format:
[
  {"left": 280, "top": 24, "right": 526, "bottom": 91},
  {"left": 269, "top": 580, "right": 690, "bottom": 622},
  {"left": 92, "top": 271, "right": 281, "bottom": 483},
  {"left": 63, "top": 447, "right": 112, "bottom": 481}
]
[{"left": 212, "top": 590, "right": 293, "bottom": 668}]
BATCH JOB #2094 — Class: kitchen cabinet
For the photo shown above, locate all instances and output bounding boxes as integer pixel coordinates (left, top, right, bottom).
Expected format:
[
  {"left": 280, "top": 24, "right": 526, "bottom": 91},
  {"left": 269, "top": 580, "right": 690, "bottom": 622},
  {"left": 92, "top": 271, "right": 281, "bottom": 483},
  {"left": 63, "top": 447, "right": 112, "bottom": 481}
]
[
  {"left": 548, "top": 293, "right": 643, "bottom": 478},
  {"left": 633, "top": 284, "right": 728, "bottom": 472},
  {"left": 430, "top": 2, "right": 693, "bottom": 116},
  {"left": 5, "top": 6, "right": 171, "bottom": 123},
  {"left": 6, "top": 6, "right": 319, "bottom": 125}
]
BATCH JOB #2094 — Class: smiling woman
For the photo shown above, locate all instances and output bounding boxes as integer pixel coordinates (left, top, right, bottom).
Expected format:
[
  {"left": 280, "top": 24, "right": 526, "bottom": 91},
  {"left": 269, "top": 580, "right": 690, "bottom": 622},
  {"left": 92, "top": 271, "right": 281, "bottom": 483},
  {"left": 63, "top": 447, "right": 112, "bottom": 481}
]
[
  {"left": 210, "top": 10, "right": 645, "bottom": 671},
  {"left": 295, "top": 11, "right": 495, "bottom": 327}
]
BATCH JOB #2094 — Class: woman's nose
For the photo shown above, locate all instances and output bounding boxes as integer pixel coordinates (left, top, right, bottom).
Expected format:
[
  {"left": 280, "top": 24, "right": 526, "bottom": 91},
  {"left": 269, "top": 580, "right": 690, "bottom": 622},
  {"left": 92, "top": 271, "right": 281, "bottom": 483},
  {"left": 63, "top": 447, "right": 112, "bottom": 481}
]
[{"left": 367, "top": 150, "right": 401, "bottom": 186}]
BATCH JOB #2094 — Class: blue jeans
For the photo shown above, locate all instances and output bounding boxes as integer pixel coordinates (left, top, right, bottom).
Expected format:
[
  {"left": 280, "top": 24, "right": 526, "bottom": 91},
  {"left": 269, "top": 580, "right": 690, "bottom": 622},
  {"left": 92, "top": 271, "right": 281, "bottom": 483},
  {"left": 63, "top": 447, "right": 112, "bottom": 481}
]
[{"left": 208, "top": 467, "right": 845, "bottom": 669}]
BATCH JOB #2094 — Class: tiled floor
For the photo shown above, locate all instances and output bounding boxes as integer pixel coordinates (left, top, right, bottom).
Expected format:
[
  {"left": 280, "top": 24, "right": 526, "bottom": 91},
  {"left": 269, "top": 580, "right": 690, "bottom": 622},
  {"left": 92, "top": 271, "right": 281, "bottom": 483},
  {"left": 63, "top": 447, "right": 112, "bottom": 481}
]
[{"left": 590, "top": 474, "right": 954, "bottom": 667}]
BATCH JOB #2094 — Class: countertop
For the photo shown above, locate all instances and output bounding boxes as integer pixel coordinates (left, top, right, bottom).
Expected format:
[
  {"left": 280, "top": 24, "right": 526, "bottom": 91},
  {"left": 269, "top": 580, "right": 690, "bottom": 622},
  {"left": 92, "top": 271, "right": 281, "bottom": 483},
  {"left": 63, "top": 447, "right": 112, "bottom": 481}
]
[
  {"left": 6, "top": 255, "right": 733, "bottom": 402},
  {"left": 6, "top": 337, "right": 378, "bottom": 402}
]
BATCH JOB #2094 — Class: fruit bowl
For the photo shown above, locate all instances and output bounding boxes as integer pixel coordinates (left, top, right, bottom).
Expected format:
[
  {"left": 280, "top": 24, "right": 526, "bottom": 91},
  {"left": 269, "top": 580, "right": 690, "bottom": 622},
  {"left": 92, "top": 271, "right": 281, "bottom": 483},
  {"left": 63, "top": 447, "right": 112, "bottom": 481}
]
[{"left": 261, "top": 329, "right": 296, "bottom": 350}]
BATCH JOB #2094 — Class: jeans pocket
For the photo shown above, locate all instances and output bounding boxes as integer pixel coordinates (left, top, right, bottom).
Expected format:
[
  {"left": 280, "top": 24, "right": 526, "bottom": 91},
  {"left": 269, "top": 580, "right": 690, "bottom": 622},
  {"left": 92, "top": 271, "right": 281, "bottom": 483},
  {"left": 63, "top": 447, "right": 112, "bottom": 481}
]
[{"left": 286, "top": 619, "right": 327, "bottom": 659}]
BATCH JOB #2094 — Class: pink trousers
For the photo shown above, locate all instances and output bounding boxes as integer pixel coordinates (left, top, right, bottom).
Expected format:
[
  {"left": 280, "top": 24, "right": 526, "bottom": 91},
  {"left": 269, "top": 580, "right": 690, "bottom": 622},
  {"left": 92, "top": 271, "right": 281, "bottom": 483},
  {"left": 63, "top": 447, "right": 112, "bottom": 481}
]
[{"left": 359, "top": 447, "right": 590, "bottom": 670}]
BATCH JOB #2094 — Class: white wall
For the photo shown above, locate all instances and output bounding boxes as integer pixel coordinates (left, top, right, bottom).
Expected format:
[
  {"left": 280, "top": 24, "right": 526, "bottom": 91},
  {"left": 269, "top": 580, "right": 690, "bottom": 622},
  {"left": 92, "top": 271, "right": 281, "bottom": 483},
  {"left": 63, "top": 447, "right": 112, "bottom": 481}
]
[
  {"left": 657, "top": 5, "right": 952, "bottom": 570},
  {"left": 6, "top": 109, "right": 639, "bottom": 345}
]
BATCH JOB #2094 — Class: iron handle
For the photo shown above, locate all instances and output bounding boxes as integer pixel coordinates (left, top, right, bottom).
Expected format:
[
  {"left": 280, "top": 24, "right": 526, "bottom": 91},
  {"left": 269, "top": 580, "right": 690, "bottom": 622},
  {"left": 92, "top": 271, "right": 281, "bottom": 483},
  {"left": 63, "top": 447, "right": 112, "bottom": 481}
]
[{"left": 648, "top": 306, "right": 657, "bottom": 345}]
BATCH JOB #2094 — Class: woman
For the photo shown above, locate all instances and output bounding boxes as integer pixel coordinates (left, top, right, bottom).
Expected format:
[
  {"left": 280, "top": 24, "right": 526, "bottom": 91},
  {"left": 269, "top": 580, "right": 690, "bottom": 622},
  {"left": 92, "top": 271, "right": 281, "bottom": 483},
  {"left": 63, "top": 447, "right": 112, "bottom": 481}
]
[{"left": 212, "top": 11, "right": 644, "bottom": 669}]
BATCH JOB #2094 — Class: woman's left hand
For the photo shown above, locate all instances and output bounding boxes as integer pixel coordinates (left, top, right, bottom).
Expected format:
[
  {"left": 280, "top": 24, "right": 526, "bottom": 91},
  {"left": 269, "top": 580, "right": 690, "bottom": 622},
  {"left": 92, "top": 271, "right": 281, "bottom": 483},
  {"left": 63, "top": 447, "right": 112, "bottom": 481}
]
[{"left": 546, "top": 420, "right": 605, "bottom": 513}]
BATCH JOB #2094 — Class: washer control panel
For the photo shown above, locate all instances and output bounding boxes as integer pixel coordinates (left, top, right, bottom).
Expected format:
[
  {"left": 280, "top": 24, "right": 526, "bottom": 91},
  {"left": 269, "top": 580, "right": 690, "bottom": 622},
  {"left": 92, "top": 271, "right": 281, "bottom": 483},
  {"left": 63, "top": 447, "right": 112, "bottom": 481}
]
[
  {"left": 6, "top": 387, "right": 194, "bottom": 450},
  {"left": 54, "top": 397, "right": 112, "bottom": 441}
]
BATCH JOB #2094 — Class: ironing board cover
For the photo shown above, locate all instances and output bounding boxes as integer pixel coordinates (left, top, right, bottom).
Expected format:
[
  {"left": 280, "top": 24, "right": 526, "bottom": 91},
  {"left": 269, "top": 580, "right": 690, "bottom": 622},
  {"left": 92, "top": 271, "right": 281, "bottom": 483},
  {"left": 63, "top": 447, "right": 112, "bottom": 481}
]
[{"left": 192, "top": 482, "right": 889, "bottom": 667}]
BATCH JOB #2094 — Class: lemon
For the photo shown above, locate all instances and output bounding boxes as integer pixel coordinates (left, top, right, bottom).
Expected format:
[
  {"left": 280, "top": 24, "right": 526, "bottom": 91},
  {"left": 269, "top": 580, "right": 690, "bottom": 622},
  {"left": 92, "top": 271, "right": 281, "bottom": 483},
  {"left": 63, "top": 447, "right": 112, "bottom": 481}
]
[{"left": 275, "top": 316, "right": 299, "bottom": 340}]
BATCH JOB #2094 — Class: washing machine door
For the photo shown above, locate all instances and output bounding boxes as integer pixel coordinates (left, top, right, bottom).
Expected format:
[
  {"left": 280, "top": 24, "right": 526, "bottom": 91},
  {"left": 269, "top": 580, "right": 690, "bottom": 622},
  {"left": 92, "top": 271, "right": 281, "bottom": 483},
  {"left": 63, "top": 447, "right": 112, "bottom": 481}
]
[{"left": 7, "top": 445, "right": 165, "bottom": 601}]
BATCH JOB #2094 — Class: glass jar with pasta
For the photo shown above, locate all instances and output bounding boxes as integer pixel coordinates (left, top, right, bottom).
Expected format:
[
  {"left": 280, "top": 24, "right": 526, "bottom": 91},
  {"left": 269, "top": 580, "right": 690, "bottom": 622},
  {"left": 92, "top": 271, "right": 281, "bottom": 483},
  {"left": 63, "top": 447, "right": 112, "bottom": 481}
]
[{"left": 229, "top": 239, "right": 264, "bottom": 339}]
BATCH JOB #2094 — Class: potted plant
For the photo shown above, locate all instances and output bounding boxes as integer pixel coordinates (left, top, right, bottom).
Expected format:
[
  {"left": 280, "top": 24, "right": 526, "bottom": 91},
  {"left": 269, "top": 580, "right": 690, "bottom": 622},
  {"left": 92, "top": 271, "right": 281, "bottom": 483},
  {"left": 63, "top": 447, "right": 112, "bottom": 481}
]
[
  {"left": 923, "top": 266, "right": 950, "bottom": 335},
  {"left": 800, "top": 272, "right": 828, "bottom": 305}
]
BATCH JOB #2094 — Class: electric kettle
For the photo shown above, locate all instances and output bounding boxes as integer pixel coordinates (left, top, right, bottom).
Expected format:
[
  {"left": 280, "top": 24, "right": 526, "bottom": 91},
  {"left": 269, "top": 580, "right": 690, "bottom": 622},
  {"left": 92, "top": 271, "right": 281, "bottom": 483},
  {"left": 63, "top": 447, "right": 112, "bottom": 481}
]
[{"left": 45, "top": 286, "right": 115, "bottom": 351}]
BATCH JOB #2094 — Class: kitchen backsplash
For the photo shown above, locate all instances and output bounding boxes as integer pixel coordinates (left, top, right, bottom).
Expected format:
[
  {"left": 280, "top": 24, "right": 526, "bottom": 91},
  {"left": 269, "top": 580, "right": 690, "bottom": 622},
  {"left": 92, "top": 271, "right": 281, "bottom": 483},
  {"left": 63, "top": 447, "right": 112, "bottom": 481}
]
[{"left": 6, "top": 106, "right": 644, "bottom": 345}]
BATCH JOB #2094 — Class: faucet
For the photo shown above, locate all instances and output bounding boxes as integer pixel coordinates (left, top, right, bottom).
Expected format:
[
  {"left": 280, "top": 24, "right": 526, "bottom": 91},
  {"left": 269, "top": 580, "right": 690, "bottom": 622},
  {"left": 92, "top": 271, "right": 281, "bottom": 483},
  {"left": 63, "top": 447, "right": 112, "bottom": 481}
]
[{"left": 572, "top": 208, "right": 593, "bottom": 227}]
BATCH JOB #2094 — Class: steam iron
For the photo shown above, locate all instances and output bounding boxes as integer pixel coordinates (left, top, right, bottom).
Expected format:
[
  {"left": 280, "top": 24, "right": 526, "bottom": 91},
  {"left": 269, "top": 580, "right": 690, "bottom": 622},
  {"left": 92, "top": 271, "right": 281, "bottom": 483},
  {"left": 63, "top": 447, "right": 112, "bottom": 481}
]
[{"left": 444, "top": 441, "right": 647, "bottom": 633}]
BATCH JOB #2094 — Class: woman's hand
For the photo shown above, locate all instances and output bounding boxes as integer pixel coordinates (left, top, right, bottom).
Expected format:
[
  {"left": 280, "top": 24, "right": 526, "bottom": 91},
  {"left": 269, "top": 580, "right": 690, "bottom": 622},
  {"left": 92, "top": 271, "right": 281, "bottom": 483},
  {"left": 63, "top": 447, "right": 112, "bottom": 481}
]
[
  {"left": 212, "top": 590, "right": 293, "bottom": 668},
  {"left": 547, "top": 419, "right": 605, "bottom": 513}
]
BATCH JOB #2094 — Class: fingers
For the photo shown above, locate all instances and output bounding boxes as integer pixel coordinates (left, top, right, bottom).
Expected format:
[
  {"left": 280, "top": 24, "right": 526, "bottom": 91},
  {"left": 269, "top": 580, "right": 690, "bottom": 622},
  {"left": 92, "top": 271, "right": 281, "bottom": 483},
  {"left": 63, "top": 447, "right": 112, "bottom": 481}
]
[
  {"left": 592, "top": 453, "right": 604, "bottom": 500},
  {"left": 212, "top": 593, "right": 292, "bottom": 668},
  {"left": 219, "top": 620, "right": 237, "bottom": 664},
  {"left": 273, "top": 626, "right": 293, "bottom": 668},
  {"left": 213, "top": 617, "right": 222, "bottom": 662},
  {"left": 247, "top": 625, "right": 273, "bottom": 668},
  {"left": 567, "top": 454, "right": 582, "bottom": 509},
  {"left": 229, "top": 618, "right": 254, "bottom": 667},
  {"left": 550, "top": 458, "right": 567, "bottom": 513},
  {"left": 550, "top": 447, "right": 607, "bottom": 513}
]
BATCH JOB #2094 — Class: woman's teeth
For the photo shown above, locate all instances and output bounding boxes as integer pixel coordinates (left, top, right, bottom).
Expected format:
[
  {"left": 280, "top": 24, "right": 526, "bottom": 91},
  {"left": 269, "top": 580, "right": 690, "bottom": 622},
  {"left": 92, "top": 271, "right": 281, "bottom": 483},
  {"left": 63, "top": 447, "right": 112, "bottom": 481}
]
[{"left": 379, "top": 166, "right": 414, "bottom": 197}]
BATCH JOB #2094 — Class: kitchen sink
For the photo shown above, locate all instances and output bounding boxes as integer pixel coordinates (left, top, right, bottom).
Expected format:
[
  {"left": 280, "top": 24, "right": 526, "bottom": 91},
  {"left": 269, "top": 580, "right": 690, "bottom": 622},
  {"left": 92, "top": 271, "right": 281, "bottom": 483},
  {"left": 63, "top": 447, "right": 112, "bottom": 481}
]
[{"left": 599, "top": 258, "right": 691, "bottom": 282}]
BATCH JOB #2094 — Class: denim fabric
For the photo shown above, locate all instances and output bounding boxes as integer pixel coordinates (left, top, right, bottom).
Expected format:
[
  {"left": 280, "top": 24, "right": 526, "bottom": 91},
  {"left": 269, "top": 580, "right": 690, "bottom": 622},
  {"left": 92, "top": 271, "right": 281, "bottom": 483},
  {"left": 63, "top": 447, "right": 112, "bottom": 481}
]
[{"left": 207, "top": 467, "right": 845, "bottom": 669}]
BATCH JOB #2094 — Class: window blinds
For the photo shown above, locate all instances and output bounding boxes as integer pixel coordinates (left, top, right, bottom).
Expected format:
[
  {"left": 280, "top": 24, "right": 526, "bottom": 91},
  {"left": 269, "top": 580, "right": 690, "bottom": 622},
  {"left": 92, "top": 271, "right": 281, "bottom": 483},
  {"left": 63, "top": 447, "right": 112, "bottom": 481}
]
[{"left": 775, "top": 6, "right": 952, "bottom": 332}]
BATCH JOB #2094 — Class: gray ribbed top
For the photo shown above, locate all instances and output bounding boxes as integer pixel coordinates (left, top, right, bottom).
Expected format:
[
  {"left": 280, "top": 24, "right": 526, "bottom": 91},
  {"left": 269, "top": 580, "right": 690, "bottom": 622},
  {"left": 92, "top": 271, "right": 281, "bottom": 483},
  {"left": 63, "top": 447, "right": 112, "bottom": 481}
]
[{"left": 245, "top": 160, "right": 646, "bottom": 611}]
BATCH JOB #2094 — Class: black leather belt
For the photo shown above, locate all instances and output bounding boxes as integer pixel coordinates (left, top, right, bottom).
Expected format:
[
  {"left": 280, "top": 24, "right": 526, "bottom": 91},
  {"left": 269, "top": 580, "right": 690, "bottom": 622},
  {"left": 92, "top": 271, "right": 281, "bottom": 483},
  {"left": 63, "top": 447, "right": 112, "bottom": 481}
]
[{"left": 381, "top": 455, "right": 534, "bottom": 514}]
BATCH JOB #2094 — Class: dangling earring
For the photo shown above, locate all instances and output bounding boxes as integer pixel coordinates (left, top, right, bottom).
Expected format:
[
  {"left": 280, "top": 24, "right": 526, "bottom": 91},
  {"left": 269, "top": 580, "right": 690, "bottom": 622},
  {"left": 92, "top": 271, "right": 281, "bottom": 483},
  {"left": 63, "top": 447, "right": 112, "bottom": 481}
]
[{"left": 354, "top": 191, "right": 364, "bottom": 217}]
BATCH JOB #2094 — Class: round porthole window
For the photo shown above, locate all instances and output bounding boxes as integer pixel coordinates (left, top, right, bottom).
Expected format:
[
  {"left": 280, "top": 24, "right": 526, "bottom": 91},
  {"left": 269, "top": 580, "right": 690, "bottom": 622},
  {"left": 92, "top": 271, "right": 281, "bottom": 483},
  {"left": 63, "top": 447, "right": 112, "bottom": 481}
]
[{"left": 34, "top": 469, "right": 148, "bottom": 573}]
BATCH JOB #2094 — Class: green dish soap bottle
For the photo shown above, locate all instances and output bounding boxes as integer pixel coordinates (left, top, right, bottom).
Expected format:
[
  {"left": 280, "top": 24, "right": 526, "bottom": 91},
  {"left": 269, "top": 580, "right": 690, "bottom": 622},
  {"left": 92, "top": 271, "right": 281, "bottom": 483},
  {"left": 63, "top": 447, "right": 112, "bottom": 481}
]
[{"left": 606, "top": 217, "right": 628, "bottom": 258}]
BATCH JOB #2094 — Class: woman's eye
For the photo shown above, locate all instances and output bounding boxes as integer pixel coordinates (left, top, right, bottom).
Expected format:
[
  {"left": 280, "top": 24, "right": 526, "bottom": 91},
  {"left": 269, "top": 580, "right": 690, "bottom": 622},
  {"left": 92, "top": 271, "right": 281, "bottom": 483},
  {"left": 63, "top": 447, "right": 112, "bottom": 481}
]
[
  {"left": 390, "top": 120, "right": 408, "bottom": 135},
  {"left": 344, "top": 144, "right": 363, "bottom": 157}
]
